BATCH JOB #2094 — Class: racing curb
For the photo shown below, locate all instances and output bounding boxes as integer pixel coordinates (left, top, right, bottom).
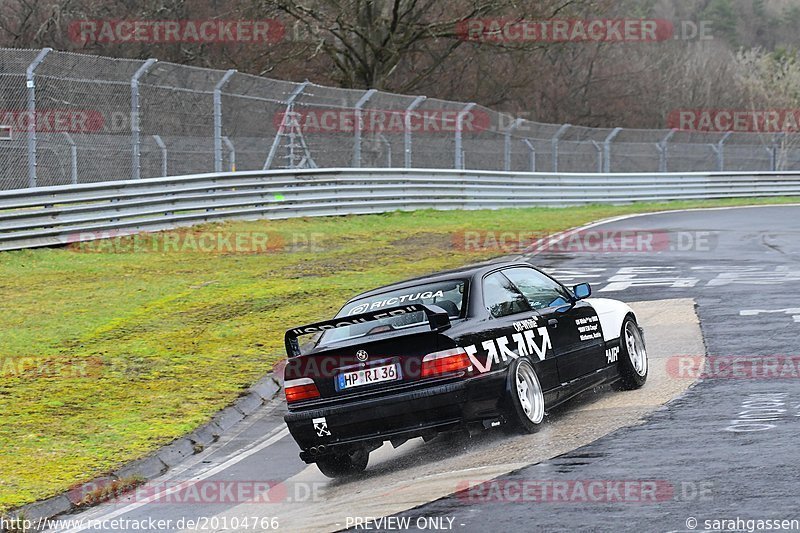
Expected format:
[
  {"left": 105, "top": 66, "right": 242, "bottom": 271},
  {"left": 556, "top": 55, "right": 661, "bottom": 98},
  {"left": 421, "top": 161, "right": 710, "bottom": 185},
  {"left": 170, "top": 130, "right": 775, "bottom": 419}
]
[{"left": 0, "top": 371, "right": 283, "bottom": 532}]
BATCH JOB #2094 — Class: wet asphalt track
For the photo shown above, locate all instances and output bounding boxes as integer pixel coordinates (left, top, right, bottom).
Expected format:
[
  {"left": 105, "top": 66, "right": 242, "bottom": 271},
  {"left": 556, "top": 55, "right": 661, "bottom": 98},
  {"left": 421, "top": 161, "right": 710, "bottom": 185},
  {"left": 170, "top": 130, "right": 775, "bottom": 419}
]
[
  {"left": 51, "top": 205, "right": 800, "bottom": 533},
  {"left": 398, "top": 204, "right": 800, "bottom": 532}
]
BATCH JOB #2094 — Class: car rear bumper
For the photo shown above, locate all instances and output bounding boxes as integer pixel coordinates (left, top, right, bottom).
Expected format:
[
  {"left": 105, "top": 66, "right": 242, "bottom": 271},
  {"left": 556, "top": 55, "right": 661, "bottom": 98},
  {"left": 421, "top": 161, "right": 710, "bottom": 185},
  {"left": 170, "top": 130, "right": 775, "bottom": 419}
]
[{"left": 284, "top": 371, "right": 506, "bottom": 459}]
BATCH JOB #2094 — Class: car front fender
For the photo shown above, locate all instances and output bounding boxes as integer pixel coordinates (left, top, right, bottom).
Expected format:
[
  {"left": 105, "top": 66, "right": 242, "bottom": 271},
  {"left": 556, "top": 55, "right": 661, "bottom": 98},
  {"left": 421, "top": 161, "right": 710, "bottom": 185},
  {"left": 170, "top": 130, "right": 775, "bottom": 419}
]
[{"left": 584, "top": 297, "right": 635, "bottom": 342}]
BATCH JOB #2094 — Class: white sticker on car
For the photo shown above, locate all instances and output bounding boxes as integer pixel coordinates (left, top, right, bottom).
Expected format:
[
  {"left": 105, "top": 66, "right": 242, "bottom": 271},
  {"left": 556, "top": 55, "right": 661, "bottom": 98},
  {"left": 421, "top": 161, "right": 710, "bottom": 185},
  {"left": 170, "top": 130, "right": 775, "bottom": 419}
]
[
  {"left": 348, "top": 290, "right": 445, "bottom": 315},
  {"left": 313, "top": 417, "right": 331, "bottom": 437},
  {"left": 606, "top": 346, "right": 620, "bottom": 364},
  {"left": 465, "top": 327, "right": 552, "bottom": 373}
]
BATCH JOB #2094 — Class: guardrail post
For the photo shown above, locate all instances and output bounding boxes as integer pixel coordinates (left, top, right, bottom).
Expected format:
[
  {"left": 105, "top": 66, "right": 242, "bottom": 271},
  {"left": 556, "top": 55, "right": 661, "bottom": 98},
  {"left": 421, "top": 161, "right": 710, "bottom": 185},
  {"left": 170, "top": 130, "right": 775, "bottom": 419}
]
[
  {"left": 213, "top": 69, "right": 236, "bottom": 172},
  {"left": 26, "top": 47, "right": 52, "bottom": 188},
  {"left": 353, "top": 89, "right": 377, "bottom": 167},
  {"left": 602, "top": 127, "right": 622, "bottom": 173},
  {"left": 551, "top": 123, "right": 571, "bottom": 172},
  {"left": 504, "top": 118, "right": 524, "bottom": 171},
  {"left": 264, "top": 80, "right": 309, "bottom": 170},
  {"left": 523, "top": 139, "right": 536, "bottom": 171},
  {"left": 656, "top": 129, "right": 676, "bottom": 172},
  {"left": 223, "top": 136, "right": 236, "bottom": 171},
  {"left": 152, "top": 135, "right": 167, "bottom": 176},
  {"left": 131, "top": 58, "right": 157, "bottom": 180},
  {"left": 404, "top": 95, "right": 426, "bottom": 168},
  {"left": 61, "top": 132, "right": 77, "bottom": 184},
  {"left": 710, "top": 132, "right": 731, "bottom": 171},
  {"left": 455, "top": 103, "right": 476, "bottom": 170}
]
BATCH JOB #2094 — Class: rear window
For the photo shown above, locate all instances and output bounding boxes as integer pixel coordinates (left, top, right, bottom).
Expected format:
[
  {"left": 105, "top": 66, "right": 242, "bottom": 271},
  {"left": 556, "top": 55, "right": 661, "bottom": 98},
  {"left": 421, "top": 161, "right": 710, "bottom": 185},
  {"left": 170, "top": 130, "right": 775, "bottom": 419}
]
[{"left": 314, "top": 280, "right": 467, "bottom": 347}]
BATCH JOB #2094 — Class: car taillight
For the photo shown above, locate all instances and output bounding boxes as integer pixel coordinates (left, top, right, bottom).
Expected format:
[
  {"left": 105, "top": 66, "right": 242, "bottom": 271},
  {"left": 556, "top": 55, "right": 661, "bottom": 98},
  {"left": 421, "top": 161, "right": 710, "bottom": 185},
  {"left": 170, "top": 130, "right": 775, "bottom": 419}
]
[
  {"left": 421, "top": 348, "right": 471, "bottom": 378},
  {"left": 285, "top": 377, "right": 320, "bottom": 403}
]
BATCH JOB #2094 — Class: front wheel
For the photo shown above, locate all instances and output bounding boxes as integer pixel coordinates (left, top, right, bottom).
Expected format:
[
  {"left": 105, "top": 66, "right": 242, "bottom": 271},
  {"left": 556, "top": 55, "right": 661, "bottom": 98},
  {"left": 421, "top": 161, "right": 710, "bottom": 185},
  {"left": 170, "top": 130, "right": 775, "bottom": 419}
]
[
  {"left": 504, "top": 358, "right": 545, "bottom": 434},
  {"left": 315, "top": 447, "right": 369, "bottom": 478},
  {"left": 616, "top": 317, "right": 648, "bottom": 390}
]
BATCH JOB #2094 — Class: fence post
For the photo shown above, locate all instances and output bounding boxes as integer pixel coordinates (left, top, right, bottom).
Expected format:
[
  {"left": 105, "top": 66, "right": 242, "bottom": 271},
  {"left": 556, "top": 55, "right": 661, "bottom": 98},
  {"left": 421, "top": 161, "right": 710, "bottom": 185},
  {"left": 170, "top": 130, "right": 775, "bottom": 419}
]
[
  {"left": 131, "top": 58, "right": 157, "bottom": 180},
  {"left": 25, "top": 48, "right": 52, "bottom": 188},
  {"left": 711, "top": 132, "right": 731, "bottom": 171},
  {"left": 404, "top": 95, "right": 426, "bottom": 168},
  {"left": 771, "top": 133, "right": 785, "bottom": 171},
  {"left": 602, "top": 127, "right": 622, "bottom": 173},
  {"left": 213, "top": 69, "right": 236, "bottom": 172},
  {"left": 223, "top": 136, "right": 236, "bottom": 171},
  {"left": 523, "top": 139, "right": 536, "bottom": 171},
  {"left": 61, "top": 132, "right": 77, "bottom": 184},
  {"left": 353, "top": 89, "right": 376, "bottom": 167},
  {"left": 769, "top": 145, "right": 776, "bottom": 171},
  {"left": 378, "top": 134, "right": 391, "bottom": 167},
  {"left": 504, "top": 118, "right": 524, "bottom": 171},
  {"left": 152, "top": 135, "right": 167, "bottom": 176},
  {"left": 590, "top": 140, "right": 602, "bottom": 173},
  {"left": 551, "top": 123, "right": 571, "bottom": 172},
  {"left": 455, "top": 103, "right": 476, "bottom": 170},
  {"left": 656, "top": 129, "right": 676, "bottom": 172}
]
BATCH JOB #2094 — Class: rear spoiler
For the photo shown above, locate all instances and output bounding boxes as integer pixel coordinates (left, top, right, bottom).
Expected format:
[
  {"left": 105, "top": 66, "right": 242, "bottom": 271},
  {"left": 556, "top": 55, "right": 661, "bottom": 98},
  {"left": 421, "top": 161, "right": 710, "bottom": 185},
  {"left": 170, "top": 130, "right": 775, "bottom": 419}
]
[{"left": 284, "top": 303, "right": 451, "bottom": 357}]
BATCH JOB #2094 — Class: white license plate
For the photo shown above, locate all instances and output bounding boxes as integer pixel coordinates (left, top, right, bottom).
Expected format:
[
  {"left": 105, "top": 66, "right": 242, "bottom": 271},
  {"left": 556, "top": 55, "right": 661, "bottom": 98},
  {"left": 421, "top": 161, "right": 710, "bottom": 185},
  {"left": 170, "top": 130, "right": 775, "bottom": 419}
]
[{"left": 337, "top": 363, "right": 399, "bottom": 390}]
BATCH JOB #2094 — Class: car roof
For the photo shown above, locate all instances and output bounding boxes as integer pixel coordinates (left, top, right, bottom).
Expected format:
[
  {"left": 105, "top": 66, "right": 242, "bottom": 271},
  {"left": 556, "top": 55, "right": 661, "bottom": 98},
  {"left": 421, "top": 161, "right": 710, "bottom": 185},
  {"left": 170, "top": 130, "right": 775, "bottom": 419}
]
[{"left": 346, "top": 261, "right": 535, "bottom": 303}]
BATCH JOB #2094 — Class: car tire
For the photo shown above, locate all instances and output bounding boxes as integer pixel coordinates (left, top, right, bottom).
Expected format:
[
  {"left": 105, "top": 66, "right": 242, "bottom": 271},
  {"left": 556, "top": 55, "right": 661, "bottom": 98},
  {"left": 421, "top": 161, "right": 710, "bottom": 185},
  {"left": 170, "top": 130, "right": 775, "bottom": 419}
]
[
  {"left": 504, "top": 358, "right": 545, "bottom": 434},
  {"left": 315, "top": 447, "right": 369, "bottom": 478},
  {"left": 616, "top": 316, "right": 648, "bottom": 390}
]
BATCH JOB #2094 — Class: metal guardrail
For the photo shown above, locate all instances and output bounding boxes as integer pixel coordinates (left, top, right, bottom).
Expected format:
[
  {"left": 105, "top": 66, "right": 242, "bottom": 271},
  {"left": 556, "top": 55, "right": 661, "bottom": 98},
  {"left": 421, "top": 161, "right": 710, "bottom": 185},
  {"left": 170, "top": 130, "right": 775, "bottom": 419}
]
[{"left": 1, "top": 168, "right": 799, "bottom": 251}]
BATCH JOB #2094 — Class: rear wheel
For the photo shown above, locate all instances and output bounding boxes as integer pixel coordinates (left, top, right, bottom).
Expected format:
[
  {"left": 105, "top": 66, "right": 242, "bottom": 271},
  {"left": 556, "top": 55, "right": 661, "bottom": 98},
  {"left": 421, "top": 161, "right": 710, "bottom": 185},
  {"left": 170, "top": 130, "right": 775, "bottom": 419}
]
[
  {"left": 616, "top": 317, "right": 648, "bottom": 390},
  {"left": 315, "top": 447, "right": 369, "bottom": 478},
  {"left": 504, "top": 358, "right": 545, "bottom": 433}
]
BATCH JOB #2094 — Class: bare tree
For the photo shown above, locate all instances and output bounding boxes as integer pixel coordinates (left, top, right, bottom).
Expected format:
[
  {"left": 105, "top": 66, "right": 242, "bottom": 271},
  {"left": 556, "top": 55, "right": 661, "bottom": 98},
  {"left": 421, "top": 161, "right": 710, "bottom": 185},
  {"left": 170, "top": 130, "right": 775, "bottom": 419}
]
[
  {"left": 734, "top": 47, "right": 800, "bottom": 169},
  {"left": 267, "top": 0, "right": 595, "bottom": 91},
  {"left": 6, "top": 0, "right": 800, "bottom": 133}
]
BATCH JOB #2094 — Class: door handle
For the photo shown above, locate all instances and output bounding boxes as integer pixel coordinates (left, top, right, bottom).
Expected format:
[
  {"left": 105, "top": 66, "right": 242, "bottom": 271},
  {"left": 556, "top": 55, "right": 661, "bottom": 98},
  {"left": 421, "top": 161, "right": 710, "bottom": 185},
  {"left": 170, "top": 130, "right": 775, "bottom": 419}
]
[{"left": 548, "top": 318, "right": 558, "bottom": 328}]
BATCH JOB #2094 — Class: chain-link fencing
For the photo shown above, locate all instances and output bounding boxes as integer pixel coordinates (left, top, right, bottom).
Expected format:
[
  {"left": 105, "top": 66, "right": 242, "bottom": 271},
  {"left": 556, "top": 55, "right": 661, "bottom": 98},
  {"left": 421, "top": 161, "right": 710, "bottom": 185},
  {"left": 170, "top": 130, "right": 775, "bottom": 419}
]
[{"left": 2, "top": 47, "right": 800, "bottom": 190}]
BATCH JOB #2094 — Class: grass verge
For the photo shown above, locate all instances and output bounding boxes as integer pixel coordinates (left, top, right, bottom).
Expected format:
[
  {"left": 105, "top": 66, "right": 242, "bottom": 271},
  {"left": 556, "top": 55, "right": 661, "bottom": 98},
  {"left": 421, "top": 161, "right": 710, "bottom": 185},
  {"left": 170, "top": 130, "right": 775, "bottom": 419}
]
[{"left": 0, "top": 196, "right": 797, "bottom": 512}]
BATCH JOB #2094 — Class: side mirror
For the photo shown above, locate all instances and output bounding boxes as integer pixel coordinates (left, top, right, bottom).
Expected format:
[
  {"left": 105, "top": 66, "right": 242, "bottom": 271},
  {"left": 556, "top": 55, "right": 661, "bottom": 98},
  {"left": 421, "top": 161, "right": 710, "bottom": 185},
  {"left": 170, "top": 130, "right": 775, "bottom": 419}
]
[{"left": 573, "top": 282, "right": 591, "bottom": 300}]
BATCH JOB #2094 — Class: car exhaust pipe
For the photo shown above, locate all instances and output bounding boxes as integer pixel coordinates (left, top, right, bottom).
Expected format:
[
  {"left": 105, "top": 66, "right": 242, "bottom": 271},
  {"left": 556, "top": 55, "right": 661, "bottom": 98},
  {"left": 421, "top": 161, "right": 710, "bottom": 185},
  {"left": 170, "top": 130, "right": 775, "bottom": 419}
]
[{"left": 308, "top": 445, "right": 328, "bottom": 455}]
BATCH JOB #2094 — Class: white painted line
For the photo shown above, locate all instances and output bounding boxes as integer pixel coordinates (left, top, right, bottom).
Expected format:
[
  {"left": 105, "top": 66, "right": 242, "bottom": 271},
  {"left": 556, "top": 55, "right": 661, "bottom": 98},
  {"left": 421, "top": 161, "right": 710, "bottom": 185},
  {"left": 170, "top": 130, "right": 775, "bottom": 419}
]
[
  {"left": 55, "top": 426, "right": 290, "bottom": 533},
  {"left": 740, "top": 308, "right": 800, "bottom": 323},
  {"left": 157, "top": 402, "right": 285, "bottom": 482}
]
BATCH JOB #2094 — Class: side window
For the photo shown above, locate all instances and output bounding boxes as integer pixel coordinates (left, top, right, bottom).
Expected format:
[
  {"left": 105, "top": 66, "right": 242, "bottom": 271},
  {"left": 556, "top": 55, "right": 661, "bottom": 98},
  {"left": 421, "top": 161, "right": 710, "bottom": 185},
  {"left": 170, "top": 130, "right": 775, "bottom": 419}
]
[
  {"left": 482, "top": 272, "right": 532, "bottom": 318},
  {"left": 503, "top": 267, "right": 572, "bottom": 310}
]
